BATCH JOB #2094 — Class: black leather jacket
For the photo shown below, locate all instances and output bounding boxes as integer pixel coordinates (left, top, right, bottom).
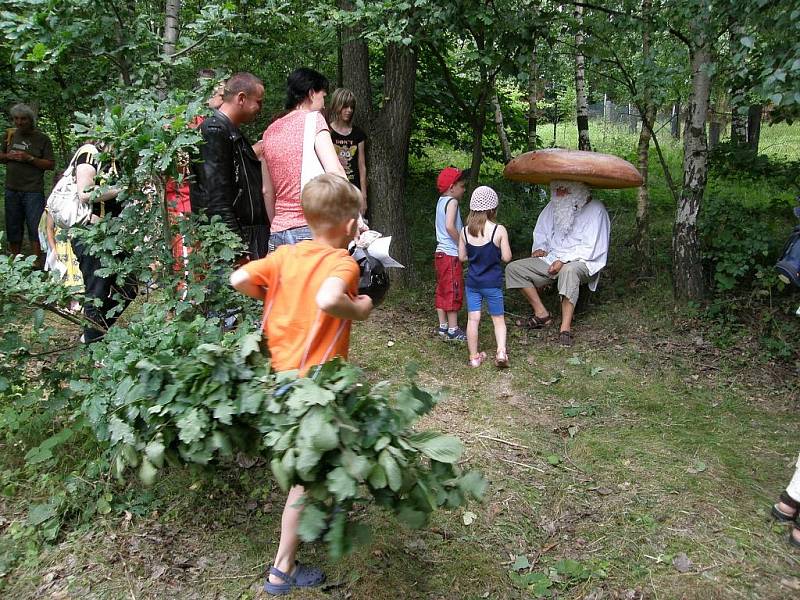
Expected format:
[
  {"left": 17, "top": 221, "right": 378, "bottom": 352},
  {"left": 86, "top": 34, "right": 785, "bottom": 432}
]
[{"left": 189, "top": 110, "right": 266, "bottom": 244}]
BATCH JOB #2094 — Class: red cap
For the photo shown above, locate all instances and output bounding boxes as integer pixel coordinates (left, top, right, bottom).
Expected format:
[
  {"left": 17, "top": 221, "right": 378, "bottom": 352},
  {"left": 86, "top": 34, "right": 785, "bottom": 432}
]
[{"left": 436, "top": 167, "right": 466, "bottom": 194}]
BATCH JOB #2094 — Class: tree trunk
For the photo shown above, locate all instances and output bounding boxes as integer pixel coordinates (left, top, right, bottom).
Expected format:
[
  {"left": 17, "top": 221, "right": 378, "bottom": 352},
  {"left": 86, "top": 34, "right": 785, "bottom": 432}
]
[
  {"left": 527, "top": 35, "right": 539, "bottom": 151},
  {"left": 340, "top": 11, "right": 415, "bottom": 282},
  {"left": 671, "top": 102, "right": 681, "bottom": 139},
  {"left": 635, "top": 106, "right": 654, "bottom": 260},
  {"left": 468, "top": 85, "right": 488, "bottom": 191},
  {"left": 492, "top": 92, "right": 512, "bottom": 163},
  {"left": 163, "top": 0, "right": 180, "bottom": 56},
  {"left": 673, "top": 42, "right": 711, "bottom": 301},
  {"left": 574, "top": 5, "right": 591, "bottom": 151},
  {"left": 634, "top": 0, "right": 653, "bottom": 262},
  {"left": 728, "top": 27, "right": 748, "bottom": 147},
  {"left": 747, "top": 104, "right": 762, "bottom": 153},
  {"left": 158, "top": 0, "right": 181, "bottom": 98}
]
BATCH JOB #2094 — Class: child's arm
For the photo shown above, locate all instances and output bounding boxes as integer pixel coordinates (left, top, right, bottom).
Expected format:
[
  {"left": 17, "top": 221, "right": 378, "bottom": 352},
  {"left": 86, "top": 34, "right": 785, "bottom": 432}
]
[
  {"left": 497, "top": 225, "right": 512, "bottom": 263},
  {"left": 230, "top": 268, "right": 267, "bottom": 301},
  {"left": 445, "top": 199, "right": 460, "bottom": 244},
  {"left": 316, "top": 276, "right": 373, "bottom": 321},
  {"left": 458, "top": 228, "right": 468, "bottom": 262}
]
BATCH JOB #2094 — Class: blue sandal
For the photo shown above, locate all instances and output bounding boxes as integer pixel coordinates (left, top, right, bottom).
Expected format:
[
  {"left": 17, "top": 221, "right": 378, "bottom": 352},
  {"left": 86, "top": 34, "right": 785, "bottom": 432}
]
[{"left": 264, "top": 561, "right": 326, "bottom": 596}]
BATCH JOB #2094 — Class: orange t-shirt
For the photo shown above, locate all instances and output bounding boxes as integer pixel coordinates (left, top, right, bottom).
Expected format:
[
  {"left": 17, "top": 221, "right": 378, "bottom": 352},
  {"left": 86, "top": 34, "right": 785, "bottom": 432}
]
[{"left": 242, "top": 240, "right": 360, "bottom": 374}]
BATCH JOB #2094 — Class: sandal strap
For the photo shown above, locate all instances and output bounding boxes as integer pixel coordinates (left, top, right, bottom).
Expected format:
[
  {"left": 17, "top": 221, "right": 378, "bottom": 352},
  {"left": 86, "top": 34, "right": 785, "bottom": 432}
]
[
  {"left": 781, "top": 490, "right": 800, "bottom": 511},
  {"left": 269, "top": 565, "right": 295, "bottom": 585}
]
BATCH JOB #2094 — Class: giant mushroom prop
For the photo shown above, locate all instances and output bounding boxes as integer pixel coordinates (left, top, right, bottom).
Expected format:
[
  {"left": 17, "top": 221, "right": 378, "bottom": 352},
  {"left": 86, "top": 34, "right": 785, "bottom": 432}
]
[{"left": 503, "top": 148, "right": 643, "bottom": 189}]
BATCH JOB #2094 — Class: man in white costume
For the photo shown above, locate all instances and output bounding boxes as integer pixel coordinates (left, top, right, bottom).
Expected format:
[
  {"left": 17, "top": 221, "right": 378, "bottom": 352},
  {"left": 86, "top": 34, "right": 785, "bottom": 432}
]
[{"left": 505, "top": 180, "right": 610, "bottom": 346}]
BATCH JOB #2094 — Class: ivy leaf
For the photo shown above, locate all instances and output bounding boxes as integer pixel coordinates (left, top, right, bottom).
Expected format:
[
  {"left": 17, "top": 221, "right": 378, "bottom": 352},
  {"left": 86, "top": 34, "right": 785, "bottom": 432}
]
[
  {"left": 379, "top": 450, "right": 402, "bottom": 492},
  {"left": 239, "top": 332, "right": 261, "bottom": 359},
  {"left": 144, "top": 439, "right": 165, "bottom": 468},
  {"left": 27, "top": 501, "right": 58, "bottom": 526},
  {"left": 176, "top": 408, "right": 209, "bottom": 444},
  {"left": 341, "top": 449, "right": 372, "bottom": 481},
  {"left": 368, "top": 464, "right": 387, "bottom": 489},
  {"left": 326, "top": 467, "right": 357, "bottom": 502},
  {"left": 511, "top": 554, "right": 530, "bottom": 571},
  {"left": 212, "top": 400, "right": 235, "bottom": 425},
  {"left": 271, "top": 457, "right": 290, "bottom": 491},
  {"left": 108, "top": 416, "right": 135, "bottom": 445},
  {"left": 324, "top": 510, "right": 348, "bottom": 560},
  {"left": 408, "top": 432, "right": 462, "bottom": 464},
  {"left": 295, "top": 447, "right": 322, "bottom": 480},
  {"left": 298, "top": 503, "right": 327, "bottom": 542},
  {"left": 300, "top": 407, "right": 339, "bottom": 452},
  {"left": 286, "top": 380, "right": 335, "bottom": 414},
  {"left": 139, "top": 458, "right": 158, "bottom": 487}
]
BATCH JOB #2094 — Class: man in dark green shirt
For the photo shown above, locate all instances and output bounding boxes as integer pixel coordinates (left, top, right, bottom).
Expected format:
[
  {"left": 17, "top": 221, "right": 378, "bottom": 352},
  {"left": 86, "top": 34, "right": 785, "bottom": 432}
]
[{"left": 0, "top": 103, "right": 55, "bottom": 259}]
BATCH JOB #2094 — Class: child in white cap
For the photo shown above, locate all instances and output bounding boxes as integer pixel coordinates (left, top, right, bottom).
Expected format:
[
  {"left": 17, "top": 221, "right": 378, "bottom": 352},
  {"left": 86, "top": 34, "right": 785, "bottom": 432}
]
[{"left": 458, "top": 186, "right": 512, "bottom": 368}]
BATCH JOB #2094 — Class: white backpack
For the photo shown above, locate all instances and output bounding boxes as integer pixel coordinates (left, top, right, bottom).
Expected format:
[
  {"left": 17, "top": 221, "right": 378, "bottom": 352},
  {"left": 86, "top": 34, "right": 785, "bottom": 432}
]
[{"left": 46, "top": 144, "right": 98, "bottom": 229}]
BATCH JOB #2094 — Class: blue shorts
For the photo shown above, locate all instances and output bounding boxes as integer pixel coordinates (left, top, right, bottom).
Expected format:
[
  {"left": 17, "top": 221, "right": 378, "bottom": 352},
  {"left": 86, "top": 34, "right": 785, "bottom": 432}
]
[
  {"left": 268, "top": 225, "right": 313, "bottom": 252},
  {"left": 465, "top": 286, "right": 505, "bottom": 316}
]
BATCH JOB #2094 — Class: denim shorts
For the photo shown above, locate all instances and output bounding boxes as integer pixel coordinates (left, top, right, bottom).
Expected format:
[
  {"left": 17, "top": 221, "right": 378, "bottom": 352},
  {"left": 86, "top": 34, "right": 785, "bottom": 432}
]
[
  {"left": 4, "top": 189, "right": 45, "bottom": 244},
  {"left": 465, "top": 286, "right": 505, "bottom": 316},
  {"left": 268, "top": 225, "right": 313, "bottom": 252}
]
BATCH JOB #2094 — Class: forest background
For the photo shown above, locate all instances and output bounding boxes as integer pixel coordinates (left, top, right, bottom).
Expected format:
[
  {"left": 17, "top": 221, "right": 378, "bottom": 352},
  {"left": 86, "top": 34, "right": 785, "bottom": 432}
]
[{"left": 0, "top": 0, "right": 799, "bottom": 598}]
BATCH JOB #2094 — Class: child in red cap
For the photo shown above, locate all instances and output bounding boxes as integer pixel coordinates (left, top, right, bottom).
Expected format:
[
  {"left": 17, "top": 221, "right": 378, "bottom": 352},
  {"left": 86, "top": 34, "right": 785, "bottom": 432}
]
[{"left": 433, "top": 166, "right": 469, "bottom": 341}]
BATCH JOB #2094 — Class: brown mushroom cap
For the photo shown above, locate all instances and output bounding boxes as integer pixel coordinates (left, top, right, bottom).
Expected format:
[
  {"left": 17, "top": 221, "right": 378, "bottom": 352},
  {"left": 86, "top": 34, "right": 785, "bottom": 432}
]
[{"left": 503, "top": 149, "right": 643, "bottom": 189}]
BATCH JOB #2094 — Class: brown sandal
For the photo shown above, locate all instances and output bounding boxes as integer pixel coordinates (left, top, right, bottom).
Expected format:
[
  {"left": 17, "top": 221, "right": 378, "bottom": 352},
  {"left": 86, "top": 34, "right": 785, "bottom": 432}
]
[
  {"left": 773, "top": 491, "right": 800, "bottom": 522},
  {"left": 559, "top": 331, "right": 574, "bottom": 347},
  {"left": 520, "top": 314, "right": 552, "bottom": 329}
]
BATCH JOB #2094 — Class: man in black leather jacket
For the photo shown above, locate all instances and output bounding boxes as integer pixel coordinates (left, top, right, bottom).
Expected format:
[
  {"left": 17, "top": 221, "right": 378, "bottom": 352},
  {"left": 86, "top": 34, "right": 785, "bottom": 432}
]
[{"left": 190, "top": 72, "right": 269, "bottom": 260}]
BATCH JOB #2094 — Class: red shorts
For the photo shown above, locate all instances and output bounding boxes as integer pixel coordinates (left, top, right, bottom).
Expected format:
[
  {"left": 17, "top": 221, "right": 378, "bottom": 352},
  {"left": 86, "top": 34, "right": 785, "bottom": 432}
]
[{"left": 434, "top": 252, "right": 463, "bottom": 311}]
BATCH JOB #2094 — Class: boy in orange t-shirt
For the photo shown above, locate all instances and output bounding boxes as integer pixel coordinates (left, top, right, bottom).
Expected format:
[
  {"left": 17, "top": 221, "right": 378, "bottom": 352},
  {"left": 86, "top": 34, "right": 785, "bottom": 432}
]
[{"left": 230, "top": 173, "right": 373, "bottom": 595}]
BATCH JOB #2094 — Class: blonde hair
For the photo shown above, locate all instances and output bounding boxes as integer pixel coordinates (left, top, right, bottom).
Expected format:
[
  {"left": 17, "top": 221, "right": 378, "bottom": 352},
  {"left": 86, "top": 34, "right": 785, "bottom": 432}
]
[
  {"left": 466, "top": 208, "right": 497, "bottom": 238},
  {"left": 302, "top": 174, "right": 362, "bottom": 230},
  {"left": 328, "top": 88, "right": 356, "bottom": 124}
]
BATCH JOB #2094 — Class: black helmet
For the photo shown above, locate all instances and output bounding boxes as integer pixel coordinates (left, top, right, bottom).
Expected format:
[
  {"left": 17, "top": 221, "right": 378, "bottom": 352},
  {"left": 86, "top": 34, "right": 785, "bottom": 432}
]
[{"left": 357, "top": 253, "right": 390, "bottom": 306}]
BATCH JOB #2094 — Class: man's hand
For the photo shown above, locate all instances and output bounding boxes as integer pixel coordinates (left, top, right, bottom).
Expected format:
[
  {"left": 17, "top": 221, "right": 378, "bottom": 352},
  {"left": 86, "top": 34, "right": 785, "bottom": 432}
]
[
  {"left": 548, "top": 260, "right": 564, "bottom": 275},
  {"left": 532, "top": 249, "right": 547, "bottom": 258},
  {"left": 8, "top": 150, "right": 33, "bottom": 163}
]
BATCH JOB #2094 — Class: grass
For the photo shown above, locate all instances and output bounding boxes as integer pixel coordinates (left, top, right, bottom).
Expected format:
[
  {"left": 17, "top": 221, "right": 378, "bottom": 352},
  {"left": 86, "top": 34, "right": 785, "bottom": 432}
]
[{"left": 1, "top": 122, "right": 800, "bottom": 598}]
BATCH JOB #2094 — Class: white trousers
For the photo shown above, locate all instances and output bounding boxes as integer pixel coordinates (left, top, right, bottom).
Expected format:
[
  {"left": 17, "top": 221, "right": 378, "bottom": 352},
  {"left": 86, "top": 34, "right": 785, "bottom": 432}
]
[{"left": 788, "top": 453, "right": 800, "bottom": 503}]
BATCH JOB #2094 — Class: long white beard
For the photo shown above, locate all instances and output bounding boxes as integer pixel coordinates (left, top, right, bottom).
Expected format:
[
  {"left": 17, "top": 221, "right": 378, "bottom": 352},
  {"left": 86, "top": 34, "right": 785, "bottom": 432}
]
[{"left": 551, "top": 180, "right": 591, "bottom": 236}]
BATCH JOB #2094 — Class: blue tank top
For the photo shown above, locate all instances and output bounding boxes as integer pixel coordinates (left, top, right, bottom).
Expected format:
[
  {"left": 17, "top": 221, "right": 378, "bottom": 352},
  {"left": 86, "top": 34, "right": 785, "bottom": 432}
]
[
  {"left": 435, "top": 196, "right": 463, "bottom": 256},
  {"left": 465, "top": 224, "right": 503, "bottom": 289}
]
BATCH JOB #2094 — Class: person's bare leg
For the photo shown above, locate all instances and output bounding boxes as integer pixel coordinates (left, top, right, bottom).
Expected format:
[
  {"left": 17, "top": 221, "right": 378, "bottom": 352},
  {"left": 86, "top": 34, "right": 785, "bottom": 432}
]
[
  {"left": 8, "top": 241, "right": 21, "bottom": 255},
  {"left": 560, "top": 296, "right": 575, "bottom": 332},
  {"left": 436, "top": 308, "right": 446, "bottom": 327},
  {"left": 466, "top": 310, "right": 481, "bottom": 358},
  {"left": 446, "top": 310, "right": 459, "bottom": 329},
  {"left": 490, "top": 314, "right": 507, "bottom": 357},
  {"left": 519, "top": 286, "right": 549, "bottom": 318},
  {"left": 269, "top": 485, "right": 305, "bottom": 584}
]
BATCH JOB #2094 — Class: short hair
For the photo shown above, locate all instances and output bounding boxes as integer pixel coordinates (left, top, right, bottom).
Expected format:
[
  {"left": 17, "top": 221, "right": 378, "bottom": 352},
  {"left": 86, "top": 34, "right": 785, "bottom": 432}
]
[
  {"left": 285, "top": 67, "right": 329, "bottom": 110},
  {"left": 302, "top": 174, "right": 362, "bottom": 230},
  {"left": 328, "top": 88, "right": 356, "bottom": 123},
  {"left": 10, "top": 103, "right": 36, "bottom": 124},
  {"left": 223, "top": 72, "right": 263, "bottom": 101}
]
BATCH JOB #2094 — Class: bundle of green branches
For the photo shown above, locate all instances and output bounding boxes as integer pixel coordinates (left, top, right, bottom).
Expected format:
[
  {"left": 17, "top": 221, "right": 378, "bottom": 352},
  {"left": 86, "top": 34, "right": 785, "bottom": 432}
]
[{"left": 81, "top": 306, "right": 485, "bottom": 558}]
